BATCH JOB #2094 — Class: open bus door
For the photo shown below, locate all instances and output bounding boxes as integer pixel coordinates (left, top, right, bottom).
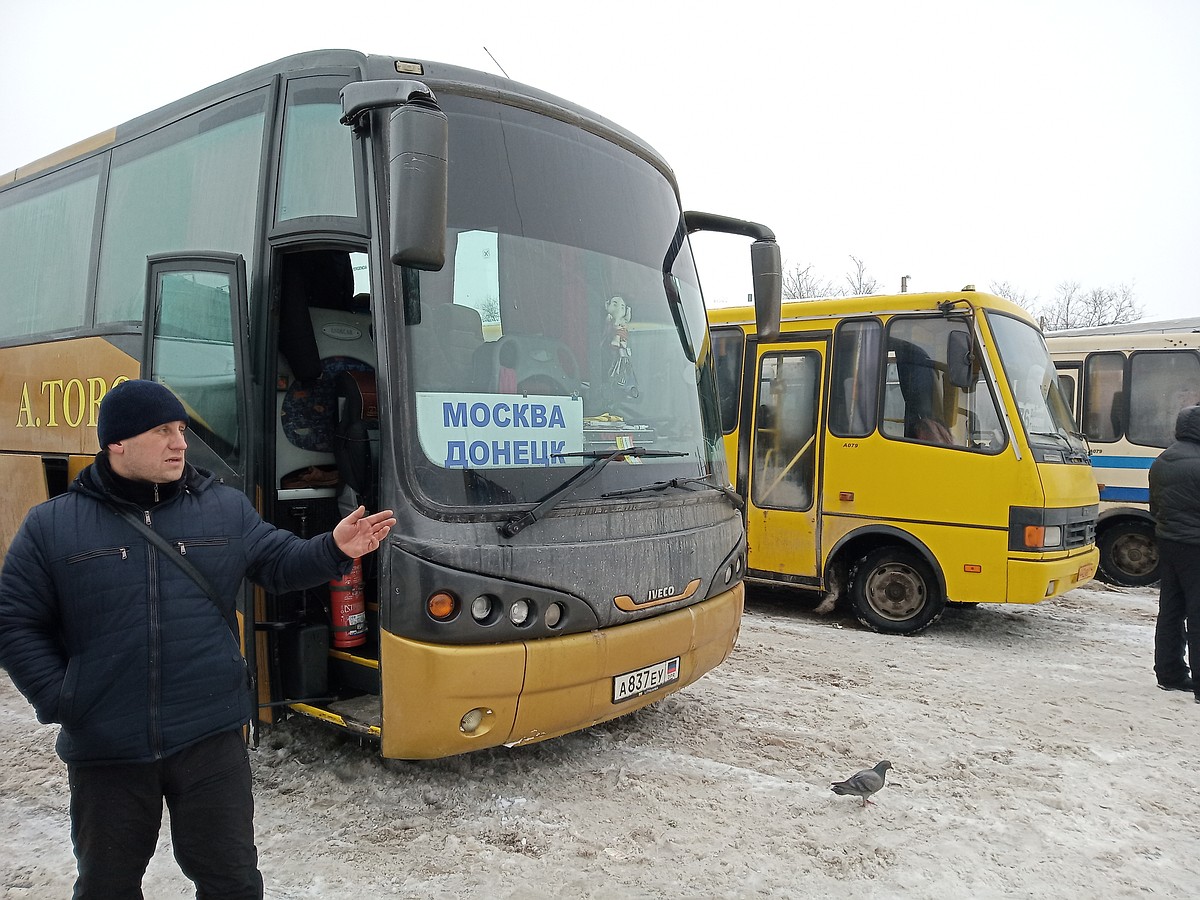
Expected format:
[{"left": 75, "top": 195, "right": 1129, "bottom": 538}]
[
  {"left": 142, "top": 252, "right": 252, "bottom": 491},
  {"left": 741, "top": 340, "right": 827, "bottom": 588},
  {"left": 143, "top": 252, "right": 258, "bottom": 732}
]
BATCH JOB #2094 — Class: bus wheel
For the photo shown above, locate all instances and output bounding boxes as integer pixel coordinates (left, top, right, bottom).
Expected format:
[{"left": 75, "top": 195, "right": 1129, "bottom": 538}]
[
  {"left": 850, "top": 546, "right": 945, "bottom": 635},
  {"left": 1097, "top": 521, "right": 1159, "bottom": 587}
]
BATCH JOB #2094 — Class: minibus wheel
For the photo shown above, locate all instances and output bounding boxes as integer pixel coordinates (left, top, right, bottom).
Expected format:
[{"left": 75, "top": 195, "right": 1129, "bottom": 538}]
[
  {"left": 1097, "top": 520, "right": 1159, "bottom": 587},
  {"left": 850, "top": 546, "right": 945, "bottom": 635}
]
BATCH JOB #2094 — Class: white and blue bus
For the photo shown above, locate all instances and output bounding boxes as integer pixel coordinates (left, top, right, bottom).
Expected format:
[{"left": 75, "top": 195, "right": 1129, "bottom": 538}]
[{"left": 1048, "top": 317, "right": 1200, "bottom": 586}]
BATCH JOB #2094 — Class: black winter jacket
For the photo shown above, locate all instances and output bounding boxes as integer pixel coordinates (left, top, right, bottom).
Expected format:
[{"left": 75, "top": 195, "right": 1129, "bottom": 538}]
[
  {"left": 0, "top": 459, "right": 348, "bottom": 765},
  {"left": 1149, "top": 406, "right": 1200, "bottom": 545}
]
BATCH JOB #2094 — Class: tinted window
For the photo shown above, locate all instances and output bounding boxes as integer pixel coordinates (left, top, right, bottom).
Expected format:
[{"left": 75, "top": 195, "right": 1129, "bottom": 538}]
[
  {"left": 1056, "top": 371, "right": 1077, "bottom": 420},
  {"left": 152, "top": 268, "right": 238, "bottom": 459},
  {"left": 276, "top": 77, "right": 357, "bottom": 221},
  {"left": 829, "top": 319, "right": 881, "bottom": 437},
  {"left": 1081, "top": 352, "right": 1125, "bottom": 443},
  {"left": 1128, "top": 350, "right": 1200, "bottom": 448},
  {"left": 711, "top": 328, "right": 744, "bottom": 434},
  {"left": 96, "top": 90, "right": 267, "bottom": 323},
  {"left": 401, "top": 95, "right": 726, "bottom": 508},
  {"left": 0, "top": 161, "right": 100, "bottom": 338}
]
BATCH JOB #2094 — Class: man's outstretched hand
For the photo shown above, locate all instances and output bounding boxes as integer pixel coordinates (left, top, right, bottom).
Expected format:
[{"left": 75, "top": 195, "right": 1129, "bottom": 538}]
[{"left": 333, "top": 506, "right": 397, "bottom": 558}]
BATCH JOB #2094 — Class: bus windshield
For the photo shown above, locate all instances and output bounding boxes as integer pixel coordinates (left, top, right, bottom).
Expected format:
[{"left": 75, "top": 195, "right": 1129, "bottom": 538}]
[
  {"left": 986, "top": 311, "right": 1088, "bottom": 459},
  {"left": 402, "top": 94, "right": 721, "bottom": 507}
]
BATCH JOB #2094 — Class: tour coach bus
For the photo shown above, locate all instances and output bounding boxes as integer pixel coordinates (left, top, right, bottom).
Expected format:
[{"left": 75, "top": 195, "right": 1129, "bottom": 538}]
[
  {"left": 1047, "top": 317, "right": 1200, "bottom": 587},
  {"left": 0, "top": 50, "right": 783, "bottom": 758},
  {"left": 708, "top": 289, "right": 1099, "bottom": 634}
]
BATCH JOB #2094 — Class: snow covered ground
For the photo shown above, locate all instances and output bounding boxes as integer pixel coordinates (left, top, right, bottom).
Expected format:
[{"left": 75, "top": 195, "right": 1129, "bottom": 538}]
[{"left": 3, "top": 582, "right": 1198, "bottom": 898}]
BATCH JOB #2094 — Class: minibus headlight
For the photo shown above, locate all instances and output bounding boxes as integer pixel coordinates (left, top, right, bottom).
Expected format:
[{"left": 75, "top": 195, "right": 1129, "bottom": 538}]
[
  {"left": 1022, "top": 524, "right": 1064, "bottom": 549},
  {"left": 544, "top": 602, "right": 564, "bottom": 629}
]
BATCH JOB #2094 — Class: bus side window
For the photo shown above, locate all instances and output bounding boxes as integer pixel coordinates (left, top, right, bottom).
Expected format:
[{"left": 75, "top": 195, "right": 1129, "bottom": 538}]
[
  {"left": 1082, "top": 352, "right": 1125, "bottom": 443},
  {"left": 881, "top": 316, "right": 1004, "bottom": 451},
  {"left": 710, "top": 328, "right": 745, "bottom": 435},
  {"left": 1128, "top": 349, "right": 1200, "bottom": 448},
  {"left": 829, "top": 319, "right": 881, "bottom": 437}
]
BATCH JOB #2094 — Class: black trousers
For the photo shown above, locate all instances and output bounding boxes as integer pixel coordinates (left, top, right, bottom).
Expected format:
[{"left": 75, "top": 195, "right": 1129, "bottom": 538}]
[
  {"left": 68, "top": 728, "right": 263, "bottom": 900},
  {"left": 1154, "top": 538, "right": 1200, "bottom": 690}
]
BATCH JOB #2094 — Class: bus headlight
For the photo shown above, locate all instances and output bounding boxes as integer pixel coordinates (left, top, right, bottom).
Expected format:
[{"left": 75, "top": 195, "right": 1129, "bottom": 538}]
[
  {"left": 509, "top": 598, "right": 532, "bottom": 626},
  {"left": 544, "top": 602, "right": 564, "bottom": 629},
  {"left": 471, "top": 594, "right": 496, "bottom": 623}
]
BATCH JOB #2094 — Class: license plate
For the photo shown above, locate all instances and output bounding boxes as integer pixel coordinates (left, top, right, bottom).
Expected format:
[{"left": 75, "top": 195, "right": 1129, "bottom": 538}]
[
  {"left": 1074, "top": 563, "right": 1096, "bottom": 582},
  {"left": 612, "top": 656, "right": 681, "bottom": 703}
]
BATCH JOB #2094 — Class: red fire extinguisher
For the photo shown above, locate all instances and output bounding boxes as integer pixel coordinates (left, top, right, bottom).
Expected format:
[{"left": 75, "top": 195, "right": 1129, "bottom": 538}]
[{"left": 329, "top": 558, "right": 367, "bottom": 648}]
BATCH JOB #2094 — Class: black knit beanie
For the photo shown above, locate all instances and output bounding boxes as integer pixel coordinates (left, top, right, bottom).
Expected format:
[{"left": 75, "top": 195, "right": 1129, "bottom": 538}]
[{"left": 97, "top": 380, "right": 189, "bottom": 447}]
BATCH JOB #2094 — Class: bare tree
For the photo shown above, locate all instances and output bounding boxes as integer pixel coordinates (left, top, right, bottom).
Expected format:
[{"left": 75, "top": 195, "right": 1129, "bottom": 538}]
[
  {"left": 844, "top": 255, "right": 878, "bottom": 296},
  {"left": 477, "top": 295, "right": 501, "bottom": 325},
  {"left": 1037, "top": 282, "right": 1142, "bottom": 331},
  {"left": 989, "top": 280, "right": 1040, "bottom": 312},
  {"left": 782, "top": 262, "right": 840, "bottom": 300}
]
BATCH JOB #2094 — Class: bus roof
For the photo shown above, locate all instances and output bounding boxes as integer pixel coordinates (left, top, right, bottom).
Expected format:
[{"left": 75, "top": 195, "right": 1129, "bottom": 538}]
[
  {"left": 1049, "top": 316, "right": 1200, "bottom": 337},
  {"left": 2, "top": 49, "right": 672, "bottom": 191},
  {"left": 705, "top": 289, "right": 1034, "bottom": 331}
]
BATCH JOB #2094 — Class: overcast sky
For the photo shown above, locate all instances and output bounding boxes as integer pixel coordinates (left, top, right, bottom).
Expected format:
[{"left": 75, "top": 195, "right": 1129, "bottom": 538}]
[{"left": 3, "top": 0, "right": 1196, "bottom": 321}]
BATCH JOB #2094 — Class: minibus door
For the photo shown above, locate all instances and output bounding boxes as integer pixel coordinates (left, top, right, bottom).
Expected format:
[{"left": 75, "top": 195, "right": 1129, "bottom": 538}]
[{"left": 743, "top": 343, "right": 825, "bottom": 585}]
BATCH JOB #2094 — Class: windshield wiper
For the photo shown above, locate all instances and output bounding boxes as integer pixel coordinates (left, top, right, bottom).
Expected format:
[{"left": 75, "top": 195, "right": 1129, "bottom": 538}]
[
  {"left": 498, "top": 446, "right": 689, "bottom": 537},
  {"left": 1031, "top": 430, "right": 1090, "bottom": 462},
  {"left": 1031, "top": 430, "right": 1072, "bottom": 448},
  {"left": 600, "top": 474, "right": 744, "bottom": 511}
]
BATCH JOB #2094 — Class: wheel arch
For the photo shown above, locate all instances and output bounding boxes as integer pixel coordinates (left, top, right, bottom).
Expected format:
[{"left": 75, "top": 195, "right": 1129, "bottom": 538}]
[
  {"left": 824, "top": 524, "right": 948, "bottom": 602},
  {"left": 1096, "top": 505, "right": 1155, "bottom": 531}
]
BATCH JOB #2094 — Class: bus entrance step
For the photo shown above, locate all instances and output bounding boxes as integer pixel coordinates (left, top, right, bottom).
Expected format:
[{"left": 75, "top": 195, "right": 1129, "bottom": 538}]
[{"left": 327, "top": 695, "right": 382, "bottom": 730}]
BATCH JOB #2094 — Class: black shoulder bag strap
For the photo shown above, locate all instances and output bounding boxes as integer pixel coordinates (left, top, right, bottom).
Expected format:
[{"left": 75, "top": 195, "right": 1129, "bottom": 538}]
[{"left": 106, "top": 503, "right": 238, "bottom": 638}]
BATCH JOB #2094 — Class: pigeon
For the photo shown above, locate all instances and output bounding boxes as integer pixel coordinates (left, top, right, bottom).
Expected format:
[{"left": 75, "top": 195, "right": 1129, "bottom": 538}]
[{"left": 831, "top": 760, "right": 893, "bottom": 807}]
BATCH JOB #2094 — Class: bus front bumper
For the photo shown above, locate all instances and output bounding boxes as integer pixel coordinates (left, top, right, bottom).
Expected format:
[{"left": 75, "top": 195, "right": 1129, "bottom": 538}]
[
  {"left": 378, "top": 583, "right": 744, "bottom": 760},
  {"left": 1006, "top": 546, "right": 1099, "bottom": 604}
]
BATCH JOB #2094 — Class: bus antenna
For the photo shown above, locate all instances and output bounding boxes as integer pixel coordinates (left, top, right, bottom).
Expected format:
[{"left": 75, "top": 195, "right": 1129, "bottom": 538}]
[{"left": 484, "top": 47, "right": 511, "bottom": 79}]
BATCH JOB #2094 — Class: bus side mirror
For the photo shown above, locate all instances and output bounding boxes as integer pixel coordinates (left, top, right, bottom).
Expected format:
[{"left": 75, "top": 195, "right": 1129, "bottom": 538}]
[
  {"left": 947, "top": 329, "right": 973, "bottom": 389},
  {"left": 751, "top": 240, "right": 782, "bottom": 342},
  {"left": 387, "top": 102, "right": 448, "bottom": 270}
]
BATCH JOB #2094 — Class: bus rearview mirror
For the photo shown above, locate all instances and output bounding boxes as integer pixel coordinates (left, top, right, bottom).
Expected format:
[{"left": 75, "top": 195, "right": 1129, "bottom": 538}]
[
  {"left": 387, "top": 102, "right": 448, "bottom": 271},
  {"left": 751, "top": 240, "right": 782, "bottom": 342}
]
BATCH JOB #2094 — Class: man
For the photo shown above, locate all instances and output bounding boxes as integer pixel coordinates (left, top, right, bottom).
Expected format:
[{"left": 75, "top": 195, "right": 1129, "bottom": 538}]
[
  {"left": 1148, "top": 404, "right": 1200, "bottom": 701},
  {"left": 0, "top": 379, "right": 396, "bottom": 898}
]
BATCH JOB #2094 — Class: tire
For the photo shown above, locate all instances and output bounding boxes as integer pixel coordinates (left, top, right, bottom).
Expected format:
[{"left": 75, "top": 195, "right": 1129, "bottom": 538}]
[
  {"left": 850, "top": 546, "right": 946, "bottom": 635},
  {"left": 1097, "top": 520, "right": 1159, "bottom": 587}
]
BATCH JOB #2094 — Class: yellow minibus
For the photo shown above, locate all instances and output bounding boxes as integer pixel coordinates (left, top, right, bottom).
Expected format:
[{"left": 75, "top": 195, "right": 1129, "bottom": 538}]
[{"left": 709, "top": 289, "right": 1099, "bottom": 634}]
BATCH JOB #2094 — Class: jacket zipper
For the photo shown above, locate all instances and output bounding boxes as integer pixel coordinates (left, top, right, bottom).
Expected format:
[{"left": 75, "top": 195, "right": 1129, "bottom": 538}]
[
  {"left": 65, "top": 546, "right": 129, "bottom": 564},
  {"left": 145, "top": 508, "right": 163, "bottom": 760},
  {"left": 174, "top": 538, "right": 228, "bottom": 556}
]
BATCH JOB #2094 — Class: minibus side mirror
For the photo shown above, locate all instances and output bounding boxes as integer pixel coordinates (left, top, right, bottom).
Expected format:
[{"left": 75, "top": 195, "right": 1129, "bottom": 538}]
[
  {"left": 681, "top": 211, "right": 782, "bottom": 341},
  {"left": 947, "top": 329, "right": 974, "bottom": 390}
]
